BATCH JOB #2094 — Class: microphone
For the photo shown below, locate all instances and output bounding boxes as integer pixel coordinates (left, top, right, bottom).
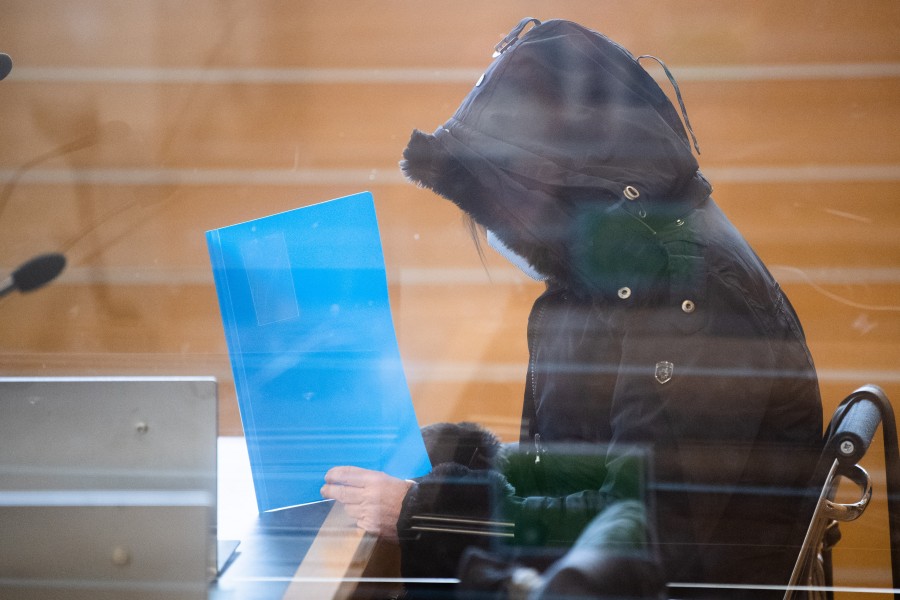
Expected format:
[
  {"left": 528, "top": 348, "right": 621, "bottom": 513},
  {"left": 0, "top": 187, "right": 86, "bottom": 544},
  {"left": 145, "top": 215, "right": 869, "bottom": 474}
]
[
  {"left": 0, "top": 53, "right": 11, "bottom": 81},
  {"left": 0, "top": 253, "right": 66, "bottom": 298}
]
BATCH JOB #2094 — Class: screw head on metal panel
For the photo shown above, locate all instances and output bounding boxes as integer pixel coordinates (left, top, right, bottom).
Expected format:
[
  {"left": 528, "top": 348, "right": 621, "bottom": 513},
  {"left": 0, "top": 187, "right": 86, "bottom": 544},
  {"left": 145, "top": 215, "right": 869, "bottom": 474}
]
[{"left": 111, "top": 546, "right": 131, "bottom": 567}]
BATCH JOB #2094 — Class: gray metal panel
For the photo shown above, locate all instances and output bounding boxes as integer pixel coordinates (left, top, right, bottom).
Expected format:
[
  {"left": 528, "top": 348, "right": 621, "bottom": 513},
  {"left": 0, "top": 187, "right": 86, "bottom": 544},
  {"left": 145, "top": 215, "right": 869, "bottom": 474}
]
[
  {"left": 0, "top": 492, "right": 209, "bottom": 600},
  {"left": 0, "top": 377, "right": 220, "bottom": 585},
  {"left": 0, "top": 377, "right": 217, "bottom": 496}
]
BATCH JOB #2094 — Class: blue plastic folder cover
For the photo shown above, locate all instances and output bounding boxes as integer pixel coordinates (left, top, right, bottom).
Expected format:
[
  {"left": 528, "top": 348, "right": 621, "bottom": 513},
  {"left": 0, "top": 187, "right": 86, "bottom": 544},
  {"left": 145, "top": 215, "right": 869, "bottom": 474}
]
[{"left": 206, "top": 191, "right": 431, "bottom": 512}]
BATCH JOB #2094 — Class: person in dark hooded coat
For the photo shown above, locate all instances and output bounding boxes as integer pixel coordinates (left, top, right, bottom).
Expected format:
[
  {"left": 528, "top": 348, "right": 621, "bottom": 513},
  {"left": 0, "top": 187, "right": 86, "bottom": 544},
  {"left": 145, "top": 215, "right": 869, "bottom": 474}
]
[{"left": 322, "top": 18, "right": 823, "bottom": 598}]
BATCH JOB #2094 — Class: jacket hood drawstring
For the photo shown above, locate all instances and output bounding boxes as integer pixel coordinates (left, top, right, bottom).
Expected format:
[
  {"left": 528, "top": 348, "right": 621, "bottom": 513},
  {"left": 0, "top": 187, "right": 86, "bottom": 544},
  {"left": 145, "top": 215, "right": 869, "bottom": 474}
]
[{"left": 637, "top": 55, "right": 701, "bottom": 156}]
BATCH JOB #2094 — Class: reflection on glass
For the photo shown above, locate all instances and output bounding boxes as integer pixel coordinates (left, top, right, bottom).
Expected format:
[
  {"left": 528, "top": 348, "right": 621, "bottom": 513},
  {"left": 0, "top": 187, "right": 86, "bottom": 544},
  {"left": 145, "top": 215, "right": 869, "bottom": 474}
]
[{"left": 0, "top": 3, "right": 897, "bottom": 599}]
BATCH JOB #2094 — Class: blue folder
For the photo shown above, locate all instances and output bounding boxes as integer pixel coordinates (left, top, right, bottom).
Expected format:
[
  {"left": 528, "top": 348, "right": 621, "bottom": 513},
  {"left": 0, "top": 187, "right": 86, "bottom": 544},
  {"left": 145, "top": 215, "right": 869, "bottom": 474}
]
[{"left": 206, "top": 191, "right": 431, "bottom": 512}]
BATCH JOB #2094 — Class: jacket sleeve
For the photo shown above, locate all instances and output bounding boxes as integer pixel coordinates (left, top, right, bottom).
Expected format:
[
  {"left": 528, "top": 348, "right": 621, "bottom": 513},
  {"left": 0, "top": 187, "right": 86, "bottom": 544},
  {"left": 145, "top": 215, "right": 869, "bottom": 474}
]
[
  {"left": 397, "top": 463, "right": 516, "bottom": 579},
  {"left": 497, "top": 443, "right": 645, "bottom": 547},
  {"left": 397, "top": 447, "right": 646, "bottom": 579}
]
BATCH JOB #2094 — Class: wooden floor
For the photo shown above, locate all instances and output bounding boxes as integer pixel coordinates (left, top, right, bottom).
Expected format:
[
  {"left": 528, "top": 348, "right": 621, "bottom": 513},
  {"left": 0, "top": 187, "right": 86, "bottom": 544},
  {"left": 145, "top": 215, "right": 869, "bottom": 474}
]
[{"left": 1, "top": 0, "right": 899, "bottom": 594}]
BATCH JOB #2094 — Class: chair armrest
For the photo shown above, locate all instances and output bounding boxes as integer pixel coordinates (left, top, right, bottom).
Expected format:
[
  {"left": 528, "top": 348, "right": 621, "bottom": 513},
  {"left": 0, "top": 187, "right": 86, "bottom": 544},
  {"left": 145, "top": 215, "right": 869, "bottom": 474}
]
[{"left": 828, "top": 391, "right": 883, "bottom": 467}]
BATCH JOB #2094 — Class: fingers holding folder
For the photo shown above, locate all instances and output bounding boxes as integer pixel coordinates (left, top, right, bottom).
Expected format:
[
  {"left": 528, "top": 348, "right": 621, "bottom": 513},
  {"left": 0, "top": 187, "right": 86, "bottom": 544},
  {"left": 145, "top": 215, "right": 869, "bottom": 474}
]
[{"left": 322, "top": 466, "right": 414, "bottom": 541}]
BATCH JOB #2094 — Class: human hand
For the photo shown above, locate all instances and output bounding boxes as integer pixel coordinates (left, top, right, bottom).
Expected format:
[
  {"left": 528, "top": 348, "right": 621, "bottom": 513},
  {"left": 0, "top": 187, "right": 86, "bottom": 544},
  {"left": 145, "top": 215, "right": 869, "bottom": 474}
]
[{"left": 321, "top": 466, "right": 414, "bottom": 540}]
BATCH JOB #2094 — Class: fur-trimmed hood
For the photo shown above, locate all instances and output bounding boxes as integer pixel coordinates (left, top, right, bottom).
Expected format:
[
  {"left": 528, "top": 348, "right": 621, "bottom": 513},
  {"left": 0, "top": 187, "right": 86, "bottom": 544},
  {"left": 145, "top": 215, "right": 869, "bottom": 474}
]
[{"left": 401, "top": 18, "right": 712, "bottom": 296}]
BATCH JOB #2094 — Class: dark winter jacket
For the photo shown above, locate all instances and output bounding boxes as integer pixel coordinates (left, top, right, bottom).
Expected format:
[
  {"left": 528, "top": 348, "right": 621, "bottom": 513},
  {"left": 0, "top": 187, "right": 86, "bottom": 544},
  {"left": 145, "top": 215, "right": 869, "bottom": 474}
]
[{"left": 398, "top": 18, "right": 823, "bottom": 596}]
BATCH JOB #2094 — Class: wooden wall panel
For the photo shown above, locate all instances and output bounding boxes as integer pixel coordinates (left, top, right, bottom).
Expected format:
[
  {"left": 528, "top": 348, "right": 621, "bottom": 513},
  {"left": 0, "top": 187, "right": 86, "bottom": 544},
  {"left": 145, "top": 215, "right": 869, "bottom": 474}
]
[
  {"left": 1, "top": 79, "right": 898, "bottom": 168},
  {"left": 3, "top": 1, "right": 898, "bottom": 67},
  {"left": 0, "top": 1, "right": 898, "bottom": 593},
  {"left": 0, "top": 180, "right": 900, "bottom": 268}
]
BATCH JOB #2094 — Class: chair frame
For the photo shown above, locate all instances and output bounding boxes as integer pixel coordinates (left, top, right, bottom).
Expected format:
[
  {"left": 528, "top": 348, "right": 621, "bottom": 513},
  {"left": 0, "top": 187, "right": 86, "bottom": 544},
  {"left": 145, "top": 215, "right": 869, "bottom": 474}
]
[{"left": 784, "top": 384, "right": 900, "bottom": 600}]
